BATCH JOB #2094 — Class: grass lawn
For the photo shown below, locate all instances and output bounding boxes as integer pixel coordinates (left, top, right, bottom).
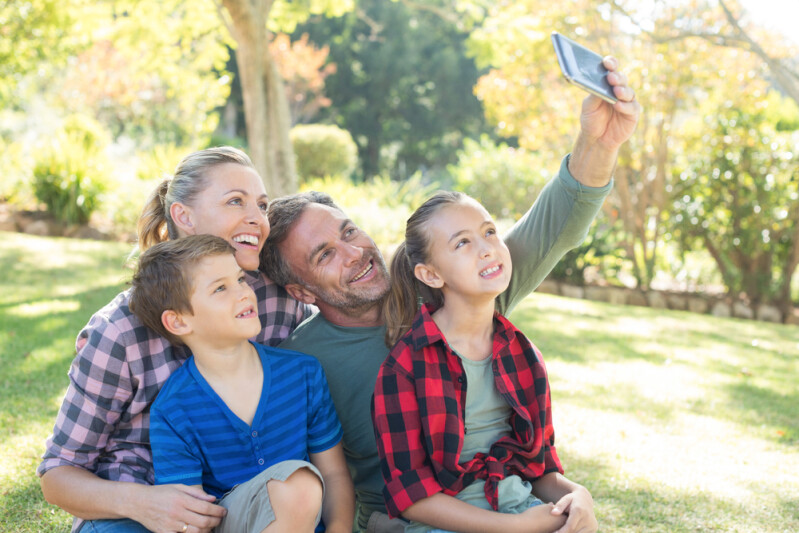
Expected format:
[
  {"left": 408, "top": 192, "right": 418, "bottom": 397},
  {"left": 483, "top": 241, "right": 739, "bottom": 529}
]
[{"left": 1, "top": 231, "right": 798, "bottom": 532}]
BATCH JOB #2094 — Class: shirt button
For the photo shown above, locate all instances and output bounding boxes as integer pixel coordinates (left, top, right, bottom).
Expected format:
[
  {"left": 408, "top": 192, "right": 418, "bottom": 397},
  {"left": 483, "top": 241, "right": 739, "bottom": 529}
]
[
  {"left": 258, "top": 458, "right": 265, "bottom": 465},
  {"left": 457, "top": 376, "right": 464, "bottom": 383},
  {"left": 252, "top": 430, "right": 258, "bottom": 437}
]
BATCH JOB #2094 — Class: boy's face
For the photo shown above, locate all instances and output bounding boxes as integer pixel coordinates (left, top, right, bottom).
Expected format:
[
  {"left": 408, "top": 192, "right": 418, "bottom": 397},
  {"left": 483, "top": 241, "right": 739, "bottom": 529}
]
[{"left": 179, "top": 253, "right": 262, "bottom": 346}]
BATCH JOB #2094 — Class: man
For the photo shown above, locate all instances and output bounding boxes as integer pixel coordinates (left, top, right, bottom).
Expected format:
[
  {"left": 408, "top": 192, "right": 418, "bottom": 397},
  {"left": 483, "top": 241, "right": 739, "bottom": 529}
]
[{"left": 260, "top": 57, "right": 640, "bottom": 533}]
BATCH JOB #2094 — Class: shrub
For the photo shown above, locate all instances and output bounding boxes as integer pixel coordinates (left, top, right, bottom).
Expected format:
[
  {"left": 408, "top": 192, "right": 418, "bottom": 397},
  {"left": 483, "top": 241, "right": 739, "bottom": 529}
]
[
  {"left": 32, "top": 129, "right": 110, "bottom": 226},
  {"left": 448, "top": 135, "right": 550, "bottom": 219},
  {"left": 0, "top": 138, "right": 32, "bottom": 206},
  {"left": 61, "top": 113, "right": 110, "bottom": 152},
  {"left": 291, "top": 124, "right": 357, "bottom": 182}
]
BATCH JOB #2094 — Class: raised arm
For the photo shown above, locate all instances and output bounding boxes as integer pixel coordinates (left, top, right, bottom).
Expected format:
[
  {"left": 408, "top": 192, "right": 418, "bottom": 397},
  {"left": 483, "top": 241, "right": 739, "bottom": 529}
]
[{"left": 497, "top": 56, "right": 640, "bottom": 314}]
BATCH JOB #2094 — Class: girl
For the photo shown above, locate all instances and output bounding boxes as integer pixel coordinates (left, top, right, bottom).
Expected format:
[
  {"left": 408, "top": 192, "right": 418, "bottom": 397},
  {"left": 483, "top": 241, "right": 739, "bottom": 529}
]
[
  {"left": 373, "top": 192, "right": 597, "bottom": 533},
  {"left": 38, "top": 147, "right": 313, "bottom": 533}
]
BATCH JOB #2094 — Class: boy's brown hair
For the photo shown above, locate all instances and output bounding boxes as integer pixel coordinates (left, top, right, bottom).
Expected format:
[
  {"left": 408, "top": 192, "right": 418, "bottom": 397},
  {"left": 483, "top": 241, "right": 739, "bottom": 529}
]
[{"left": 130, "top": 234, "right": 236, "bottom": 345}]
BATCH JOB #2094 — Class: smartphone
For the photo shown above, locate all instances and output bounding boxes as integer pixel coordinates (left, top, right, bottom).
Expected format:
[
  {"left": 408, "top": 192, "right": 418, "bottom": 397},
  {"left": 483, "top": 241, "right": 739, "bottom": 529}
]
[{"left": 551, "top": 32, "right": 617, "bottom": 104}]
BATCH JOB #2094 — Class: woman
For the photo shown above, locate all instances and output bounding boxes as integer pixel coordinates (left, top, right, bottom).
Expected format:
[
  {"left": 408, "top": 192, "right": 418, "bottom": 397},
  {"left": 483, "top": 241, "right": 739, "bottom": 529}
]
[{"left": 38, "top": 147, "right": 313, "bottom": 533}]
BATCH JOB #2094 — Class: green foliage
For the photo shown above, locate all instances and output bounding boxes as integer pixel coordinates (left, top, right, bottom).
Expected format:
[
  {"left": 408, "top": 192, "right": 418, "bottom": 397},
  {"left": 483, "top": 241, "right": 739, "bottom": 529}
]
[
  {"left": 58, "top": 0, "right": 231, "bottom": 148},
  {"left": 32, "top": 118, "right": 111, "bottom": 225},
  {"left": 269, "top": 0, "right": 354, "bottom": 33},
  {"left": 448, "top": 135, "right": 550, "bottom": 219},
  {"left": 135, "top": 143, "right": 195, "bottom": 182},
  {"left": 297, "top": 0, "right": 491, "bottom": 179},
  {"left": 61, "top": 113, "right": 110, "bottom": 152},
  {"left": 549, "top": 216, "right": 626, "bottom": 286},
  {"left": 0, "top": 138, "right": 32, "bottom": 205},
  {"left": 291, "top": 124, "right": 358, "bottom": 181},
  {"left": 671, "top": 90, "right": 799, "bottom": 305},
  {"left": 0, "top": 0, "right": 77, "bottom": 105}
]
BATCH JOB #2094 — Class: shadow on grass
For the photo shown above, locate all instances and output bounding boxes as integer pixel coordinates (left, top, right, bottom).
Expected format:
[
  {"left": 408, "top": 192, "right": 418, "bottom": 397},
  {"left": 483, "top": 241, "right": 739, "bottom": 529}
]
[
  {"left": 513, "top": 294, "right": 799, "bottom": 447},
  {"left": 0, "top": 283, "right": 126, "bottom": 442},
  {"left": 723, "top": 381, "right": 799, "bottom": 446}
]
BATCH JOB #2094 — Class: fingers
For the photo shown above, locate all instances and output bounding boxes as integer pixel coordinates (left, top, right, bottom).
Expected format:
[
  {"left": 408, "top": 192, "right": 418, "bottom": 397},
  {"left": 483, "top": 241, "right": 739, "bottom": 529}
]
[
  {"left": 602, "top": 56, "right": 618, "bottom": 72},
  {"left": 172, "top": 486, "right": 226, "bottom": 530},
  {"left": 183, "top": 508, "right": 224, "bottom": 531},
  {"left": 181, "top": 497, "right": 226, "bottom": 520},
  {"left": 551, "top": 494, "right": 573, "bottom": 516},
  {"left": 601, "top": 56, "right": 637, "bottom": 105}
]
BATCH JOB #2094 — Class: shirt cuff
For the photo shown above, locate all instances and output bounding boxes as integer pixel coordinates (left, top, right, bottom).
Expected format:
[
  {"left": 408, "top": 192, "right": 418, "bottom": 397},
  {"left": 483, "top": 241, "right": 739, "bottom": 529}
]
[
  {"left": 383, "top": 467, "right": 444, "bottom": 518},
  {"left": 559, "top": 153, "right": 614, "bottom": 196}
]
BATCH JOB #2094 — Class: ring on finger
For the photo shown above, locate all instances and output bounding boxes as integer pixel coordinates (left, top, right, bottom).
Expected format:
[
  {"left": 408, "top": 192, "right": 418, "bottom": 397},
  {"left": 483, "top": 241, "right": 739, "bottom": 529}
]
[{"left": 181, "top": 524, "right": 188, "bottom": 533}]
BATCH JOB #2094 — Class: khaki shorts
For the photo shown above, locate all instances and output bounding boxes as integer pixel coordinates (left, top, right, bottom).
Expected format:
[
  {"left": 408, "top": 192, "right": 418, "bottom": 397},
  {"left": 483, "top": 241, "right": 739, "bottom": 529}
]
[{"left": 215, "top": 460, "right": 324, "bottom": 533}]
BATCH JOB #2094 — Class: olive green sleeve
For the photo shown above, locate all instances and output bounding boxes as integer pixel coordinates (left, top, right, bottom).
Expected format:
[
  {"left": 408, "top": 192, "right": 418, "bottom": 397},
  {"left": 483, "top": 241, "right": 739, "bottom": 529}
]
[{"left": 497, "top": 154, "right": 613, "bottom": 315}]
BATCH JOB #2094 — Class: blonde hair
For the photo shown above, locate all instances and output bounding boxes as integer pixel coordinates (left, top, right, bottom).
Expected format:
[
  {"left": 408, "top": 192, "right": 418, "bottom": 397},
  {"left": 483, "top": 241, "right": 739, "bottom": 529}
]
[{"left": 137, "top": 146, "right": 254, "bottom": 251}]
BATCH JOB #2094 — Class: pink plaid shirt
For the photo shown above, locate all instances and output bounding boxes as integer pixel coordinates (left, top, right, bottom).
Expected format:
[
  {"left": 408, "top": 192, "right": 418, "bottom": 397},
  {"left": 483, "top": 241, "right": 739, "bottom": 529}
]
[{"left": 37, "top": 271, "right": 312, "bottom": 531}]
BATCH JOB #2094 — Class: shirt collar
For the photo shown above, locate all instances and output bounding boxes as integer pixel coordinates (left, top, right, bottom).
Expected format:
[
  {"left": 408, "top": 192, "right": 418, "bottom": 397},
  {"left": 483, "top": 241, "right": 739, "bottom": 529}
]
[{"left": 408, "top": 302, "right": 517, "bottom": 352}]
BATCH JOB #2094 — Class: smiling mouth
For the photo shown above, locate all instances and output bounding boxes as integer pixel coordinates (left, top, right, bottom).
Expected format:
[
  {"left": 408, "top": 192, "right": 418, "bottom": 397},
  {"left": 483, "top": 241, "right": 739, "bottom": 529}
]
[
  {"left": 233, "top": 234, "right": 259, "bottom": 247},
  {"left": 480, "top": 265, "right": 501, "bottom": 277},
  {"left": 236, "top": 307, "right": 256, "bottom": 318},
  {"left": 350, "top": 260, "right": 373, "bottom": 283}
]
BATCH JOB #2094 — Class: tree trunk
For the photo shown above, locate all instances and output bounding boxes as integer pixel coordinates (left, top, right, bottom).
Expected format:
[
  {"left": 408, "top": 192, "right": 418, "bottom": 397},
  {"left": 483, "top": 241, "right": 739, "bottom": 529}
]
[{"left": 219, "top": 0, "right": 297, "bottom": 196}]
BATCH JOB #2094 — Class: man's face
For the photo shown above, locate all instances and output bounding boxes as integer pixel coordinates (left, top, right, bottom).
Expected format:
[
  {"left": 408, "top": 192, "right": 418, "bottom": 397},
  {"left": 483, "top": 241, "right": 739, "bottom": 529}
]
[{"left": 279, "top": 203, "right": 390, "bottom": 317}]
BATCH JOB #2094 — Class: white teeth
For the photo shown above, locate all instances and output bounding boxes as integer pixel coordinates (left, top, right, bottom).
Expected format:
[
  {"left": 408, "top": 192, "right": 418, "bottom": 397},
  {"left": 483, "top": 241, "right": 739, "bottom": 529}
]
[
  {"left": 351, "top": 262, "right": 373, "bottom": 282},
  {"left": 233, "top": 235, "right": 259, "bottom": 246},
  {"left": 236, "top": 309, "right": 254, "bottom": 318},
  {"left": 480, "top": 265, "right": 500, "bottom": 277}
]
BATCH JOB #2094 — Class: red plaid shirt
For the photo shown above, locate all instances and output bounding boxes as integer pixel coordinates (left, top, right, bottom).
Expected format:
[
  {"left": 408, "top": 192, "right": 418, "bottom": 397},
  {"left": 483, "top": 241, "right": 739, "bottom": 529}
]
[{"left": 372, "top": 304, "right": 563, "bottom": 518}]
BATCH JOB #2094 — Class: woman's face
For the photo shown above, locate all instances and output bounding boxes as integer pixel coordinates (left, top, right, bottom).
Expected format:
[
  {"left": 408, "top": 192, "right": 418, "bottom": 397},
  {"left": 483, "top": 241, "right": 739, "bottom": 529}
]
[{"left": 183, "top": 163, "right": 270, "bottom": 271}]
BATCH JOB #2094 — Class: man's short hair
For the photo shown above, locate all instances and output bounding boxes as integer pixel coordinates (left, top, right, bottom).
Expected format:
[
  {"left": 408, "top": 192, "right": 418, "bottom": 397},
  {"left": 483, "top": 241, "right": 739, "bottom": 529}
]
[
  {"left": 130, "top": 234, "right": 235, "bottom": 345},
  {"left": 260, "top": 191, "right": 340, "bottom": 287}
]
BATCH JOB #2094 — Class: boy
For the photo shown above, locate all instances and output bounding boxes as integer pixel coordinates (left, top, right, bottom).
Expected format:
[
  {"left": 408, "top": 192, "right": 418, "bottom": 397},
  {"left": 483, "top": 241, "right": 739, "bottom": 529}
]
[{"left": 129, "top": 234, "right": 354, "bottom": 533}]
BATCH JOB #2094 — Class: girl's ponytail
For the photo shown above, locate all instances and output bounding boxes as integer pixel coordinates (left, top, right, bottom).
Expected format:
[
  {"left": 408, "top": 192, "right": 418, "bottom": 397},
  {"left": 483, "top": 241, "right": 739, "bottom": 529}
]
[{"left": 383, "top": 242, "right": 421, "bottom": 347}]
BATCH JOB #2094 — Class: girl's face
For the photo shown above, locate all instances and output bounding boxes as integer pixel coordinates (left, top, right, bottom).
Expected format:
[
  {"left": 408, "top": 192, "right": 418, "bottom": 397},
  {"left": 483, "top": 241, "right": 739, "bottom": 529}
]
[
  {"left": 180, "top": 163, "right": 270, "bottom": 271},
  {"left": 417, "top": 199, "right": 512, "bottom": 301}
]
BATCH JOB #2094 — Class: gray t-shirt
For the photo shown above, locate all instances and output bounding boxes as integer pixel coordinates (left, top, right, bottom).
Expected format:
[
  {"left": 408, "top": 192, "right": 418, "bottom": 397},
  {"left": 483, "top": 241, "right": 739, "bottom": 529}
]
[{"left": 279, "top": 154, "right": 612, "bottom": 526}]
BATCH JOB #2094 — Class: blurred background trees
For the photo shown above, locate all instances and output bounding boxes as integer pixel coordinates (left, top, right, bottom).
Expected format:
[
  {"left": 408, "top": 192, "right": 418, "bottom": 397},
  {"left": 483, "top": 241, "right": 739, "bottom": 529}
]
[{"left": 1, "top": 0, "right": 797, "bottom": 315}]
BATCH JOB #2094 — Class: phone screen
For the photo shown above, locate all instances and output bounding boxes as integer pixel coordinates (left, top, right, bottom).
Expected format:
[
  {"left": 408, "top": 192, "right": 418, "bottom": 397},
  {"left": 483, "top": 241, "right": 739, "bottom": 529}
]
[{"left": 551, "top": 32, "right": 617, "bottom": 104}]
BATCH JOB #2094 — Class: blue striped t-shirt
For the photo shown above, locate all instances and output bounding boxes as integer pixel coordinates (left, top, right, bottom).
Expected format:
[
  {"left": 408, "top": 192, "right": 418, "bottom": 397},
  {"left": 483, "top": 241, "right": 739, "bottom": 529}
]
[{"left": 149, "top": 341, "right": 343, "bottom": 498}]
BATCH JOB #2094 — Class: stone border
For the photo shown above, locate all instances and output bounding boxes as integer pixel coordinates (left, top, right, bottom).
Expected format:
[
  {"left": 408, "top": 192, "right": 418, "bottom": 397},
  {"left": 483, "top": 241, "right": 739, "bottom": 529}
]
[{"left": 536, "top": 280, "right": 799, "bottom": 326}]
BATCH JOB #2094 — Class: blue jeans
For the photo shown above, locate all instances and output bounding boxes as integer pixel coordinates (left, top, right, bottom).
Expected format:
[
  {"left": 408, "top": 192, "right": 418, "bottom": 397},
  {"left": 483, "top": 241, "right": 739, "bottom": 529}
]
[{"left": 79, "top": 519, "right": 151, "bottom": 533}]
